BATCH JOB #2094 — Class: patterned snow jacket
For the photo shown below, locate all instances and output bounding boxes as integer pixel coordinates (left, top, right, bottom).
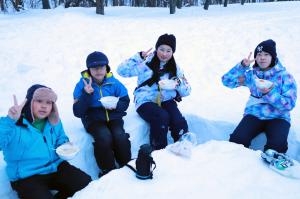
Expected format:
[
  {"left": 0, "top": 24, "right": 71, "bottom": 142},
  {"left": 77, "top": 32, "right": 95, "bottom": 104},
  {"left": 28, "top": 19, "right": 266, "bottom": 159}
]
[
  {"left": 222, "top": 59, "right": 297, "bottom": 123},
  {"left": 73, "top": 71, "right": 130, "bottom": 129},
  {"left": 0, "top": 116, "right": 69, "bottom": 181},
  {"left": 117, "top": 52, "right": 191, "bottom": 109}
]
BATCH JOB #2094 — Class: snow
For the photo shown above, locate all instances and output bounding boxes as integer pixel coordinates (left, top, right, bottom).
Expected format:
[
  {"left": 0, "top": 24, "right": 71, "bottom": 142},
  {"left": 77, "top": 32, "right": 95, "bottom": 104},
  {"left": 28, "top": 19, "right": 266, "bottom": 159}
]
[{"left": 1, "top": 2, "right": 300, "bottom": 199}]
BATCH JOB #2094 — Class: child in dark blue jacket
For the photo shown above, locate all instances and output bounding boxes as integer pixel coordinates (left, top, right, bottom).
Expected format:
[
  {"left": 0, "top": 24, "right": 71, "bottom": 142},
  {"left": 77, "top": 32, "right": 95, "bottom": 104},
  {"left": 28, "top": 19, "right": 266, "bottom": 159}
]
[
  {"left": 73, "top": 51, "right": 131, "bottom": 177},
  {"left": 0, "top": 84, "right": 91, "bottom": 199}
]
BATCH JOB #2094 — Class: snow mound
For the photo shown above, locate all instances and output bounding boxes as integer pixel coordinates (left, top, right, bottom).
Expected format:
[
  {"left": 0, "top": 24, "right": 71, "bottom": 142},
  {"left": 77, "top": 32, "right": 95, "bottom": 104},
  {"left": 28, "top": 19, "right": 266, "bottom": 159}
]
[{"left": 72, "top": 141, "right": 300, "bottom": 199}]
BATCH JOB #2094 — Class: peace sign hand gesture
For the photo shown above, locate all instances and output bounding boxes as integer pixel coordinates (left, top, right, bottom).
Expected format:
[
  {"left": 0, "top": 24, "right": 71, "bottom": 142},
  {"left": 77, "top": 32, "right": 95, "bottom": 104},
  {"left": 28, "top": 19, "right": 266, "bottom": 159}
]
[
  {"left": 83, "top": 77, "right": 94, "bottom": 94},
  {"left": 242, "top": 52, "right": 255, "bottom": 67},
  {"left": 8, "top": 95, "right": 27, "bottom": 121},
  {"left": 141, "top": 48, "right": 152, "bottom": 60}
]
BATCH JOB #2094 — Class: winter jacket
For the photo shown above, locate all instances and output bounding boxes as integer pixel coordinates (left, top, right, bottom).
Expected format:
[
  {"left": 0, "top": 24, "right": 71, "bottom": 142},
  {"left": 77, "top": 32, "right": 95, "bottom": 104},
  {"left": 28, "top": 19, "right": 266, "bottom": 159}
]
[
  {"left": 117, "top": 52, "right": 191, "bottom": 109},
  {"left": 73, "top": 71, "right": 130, "bottom": 129},
  {"left": 222, "top": 59, "right": 297, "bottom": 123},
  {"left": 0, "top": 116, "right": 69, "bottom": 182}
]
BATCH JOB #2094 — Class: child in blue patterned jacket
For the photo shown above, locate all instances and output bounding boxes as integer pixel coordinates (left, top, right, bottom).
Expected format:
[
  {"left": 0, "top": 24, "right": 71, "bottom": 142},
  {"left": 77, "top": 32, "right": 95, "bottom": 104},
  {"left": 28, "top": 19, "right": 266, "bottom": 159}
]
[
  {"left": 73, "top": 51, "right": 131, "bottom": 177},
  {"left": 222, "top": 39, "right": 297, "bottom": 153},
  {"left": 117, "top": 34, "right": 191, "bottom": 150},
  {"left": 0, "top": 84, "right": 91, "bottom": 199}
]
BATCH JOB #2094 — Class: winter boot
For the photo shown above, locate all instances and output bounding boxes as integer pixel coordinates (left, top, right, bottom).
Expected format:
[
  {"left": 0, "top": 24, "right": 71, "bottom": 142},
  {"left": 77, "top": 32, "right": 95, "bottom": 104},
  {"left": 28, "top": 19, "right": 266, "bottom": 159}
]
[{"left": 261, "top": 149, "right": 294, "bottom": 170}]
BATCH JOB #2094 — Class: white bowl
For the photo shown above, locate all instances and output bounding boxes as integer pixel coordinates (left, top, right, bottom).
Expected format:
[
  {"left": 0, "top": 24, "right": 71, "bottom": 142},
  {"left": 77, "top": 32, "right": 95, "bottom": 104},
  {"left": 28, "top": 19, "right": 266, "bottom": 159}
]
[
  {"left": 158, "top": 79, "right": 177, "bottom": 90},
  {"left": 99, "top": 96, "right": 119, "bottom": 109},
  {"left": 56, "top": 143, "right": 80, "bottom": 160},
  {"left": 255, "top": 78, "right": 273, "bottom": 90}
]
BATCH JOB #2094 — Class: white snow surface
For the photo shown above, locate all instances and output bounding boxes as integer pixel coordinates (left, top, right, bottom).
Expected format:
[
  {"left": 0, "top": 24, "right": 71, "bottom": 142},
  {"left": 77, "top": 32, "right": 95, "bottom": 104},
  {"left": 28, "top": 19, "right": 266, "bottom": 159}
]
[{"left": 1, "top": 2, "right": 300, "bottom": 199}]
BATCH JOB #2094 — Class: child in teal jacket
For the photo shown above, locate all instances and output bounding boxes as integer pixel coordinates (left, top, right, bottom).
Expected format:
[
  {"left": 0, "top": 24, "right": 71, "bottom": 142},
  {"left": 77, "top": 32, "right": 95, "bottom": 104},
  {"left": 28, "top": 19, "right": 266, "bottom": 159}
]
[{"left": 0, "top": 84, "right": 91, "bottom": 199}]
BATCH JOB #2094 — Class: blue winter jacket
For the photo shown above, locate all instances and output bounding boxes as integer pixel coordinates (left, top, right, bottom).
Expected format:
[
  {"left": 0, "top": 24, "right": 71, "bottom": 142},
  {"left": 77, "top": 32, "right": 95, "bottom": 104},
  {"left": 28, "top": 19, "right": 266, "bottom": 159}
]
[
  {"left": 0, "top": 116, "right": 69, "bottom": 182},
  {"left": 73, "top": 71, "right": 130, "bottom": 129},
  {"left": 222, "top": 59, "right": 297, "bottom": 123},
  {"left": 117, "top": 52, "right": 191, "bottom": 109}
]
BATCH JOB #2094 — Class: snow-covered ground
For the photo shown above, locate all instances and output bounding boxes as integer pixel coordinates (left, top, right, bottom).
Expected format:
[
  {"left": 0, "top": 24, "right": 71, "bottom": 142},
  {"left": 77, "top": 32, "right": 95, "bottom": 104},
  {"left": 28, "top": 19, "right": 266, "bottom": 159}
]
[{"left": 1, "top": 2, "right": 300, "bottom": 199}]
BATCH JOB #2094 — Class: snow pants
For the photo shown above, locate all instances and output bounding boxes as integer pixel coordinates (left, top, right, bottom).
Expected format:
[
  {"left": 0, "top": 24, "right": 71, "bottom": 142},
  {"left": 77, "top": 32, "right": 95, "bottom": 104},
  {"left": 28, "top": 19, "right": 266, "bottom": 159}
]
[
  {"left": 229, "top": 114, "right": 290, "bottom": 153},
  {"left": 87, "top": 119, "right": 131, "bottom": 174},
  {"left": 137, "top": 100, "right": 188, "bottom": 150},
  {"left": 10, "top": 161, "right": 91, "bottom": 199}
]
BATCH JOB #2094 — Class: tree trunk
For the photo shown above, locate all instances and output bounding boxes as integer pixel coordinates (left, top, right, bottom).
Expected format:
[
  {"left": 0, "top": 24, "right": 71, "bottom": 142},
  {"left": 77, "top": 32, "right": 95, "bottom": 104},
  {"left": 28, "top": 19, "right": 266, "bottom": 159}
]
[
  {"left": 42, "top": 0, "right": 51, "bottom": 9},
  {"left": 170, "top": 0, "right": 175, "bottom": 14},
  {"left": 10, "top": 0, "right": 20, "bottom": 11},
  {"left": 0, "top": 0, "right": 4, "bottom": 11},
  {"left": 224, "top": 0, "right": 228, "bottom": 7},
  {"left": 176, "top": 0, "right": 182, "bottom": 9},
  {"left": 96, "top": 0, "right": 104, "bottom": 15},
  {"left": 204, "top": 0, "right": 209, "bottom": 10},
  {"left": 134, "top": 0, "right": 139, "bottom": 7},
  {"left": 241, "top": 0, "right": 245, "bottom": 5},
  {"left": 146, "top": 0, "right": 155, "bottom": 7}
]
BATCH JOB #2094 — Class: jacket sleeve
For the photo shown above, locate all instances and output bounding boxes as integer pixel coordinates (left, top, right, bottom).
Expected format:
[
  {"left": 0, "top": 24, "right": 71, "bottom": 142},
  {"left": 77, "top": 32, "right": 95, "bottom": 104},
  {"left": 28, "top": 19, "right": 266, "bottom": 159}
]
[
  {"left": 175, "top": 65, "right": 191, "bottom": 97},
  {"left": 222, "top": 62, "right": 250, "bottom": 88},
  {"left": 0, "top": 116, "right": 17, "bottom": 150},
  {"left": 73, "top": 90, "right": 93, "bottom": 118},
  {"left": 73, "top": 80, "right": 94, "bottom": 118},
  {"left": 53, "top": 120, "right": 69, "bottom": 148},
  {"left": 116, "top": 95, "right": 130, "bottom": 113},
  {"left": 114, "top": 79, "right": 130, "bottom": 112},
  {"left": 262, "top": 72, "right": 297, "bottom": 112},
  {"left": 117, "top": 52, "right": 144, "bottom": 78}
]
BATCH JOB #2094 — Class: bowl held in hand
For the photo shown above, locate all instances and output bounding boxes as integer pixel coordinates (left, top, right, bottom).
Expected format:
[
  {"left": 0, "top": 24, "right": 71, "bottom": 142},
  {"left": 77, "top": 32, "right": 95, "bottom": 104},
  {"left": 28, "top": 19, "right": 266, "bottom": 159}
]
[
  {"left": 99, "top": 96, "right": 119, "bottom": 109},
  {"left": 158, "top": 79, "right": 177, "bottom": 90},
  {"left": 255, "top": 78, "right": 273, "bottom": 90},
  {"left": 56, "top": 142, "right": 80, "bottom": 160}
]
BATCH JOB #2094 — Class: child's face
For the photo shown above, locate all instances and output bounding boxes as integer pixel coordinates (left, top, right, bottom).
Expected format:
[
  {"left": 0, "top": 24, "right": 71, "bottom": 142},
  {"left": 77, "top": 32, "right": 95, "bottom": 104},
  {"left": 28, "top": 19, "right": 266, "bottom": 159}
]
[
  {"left": 157, "top": 45, "right": 173, "bottom": 62},
  {"left": 32, "top": 99, "right": 53, "bottom": 120},
  {"left": 90, "top": 66, "right": 107, "bottom": 82},
  {"left": 255, "top": 51, "right": 272, "bottom": 70}
]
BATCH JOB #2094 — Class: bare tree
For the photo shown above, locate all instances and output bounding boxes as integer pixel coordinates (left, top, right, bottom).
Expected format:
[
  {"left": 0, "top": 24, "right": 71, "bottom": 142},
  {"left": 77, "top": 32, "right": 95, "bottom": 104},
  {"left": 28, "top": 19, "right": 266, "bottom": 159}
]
[
  {"left": 204, "top": 0, "right": 209, "bottom": 10},
  {"left": 223, "top": 0, "right": 228, "bottom": 7},
  {"left": 0, "top": 0, "right": 4, "bottom": 11},
  {"left": 170, "top": 0, "right": 175, "bottom": 14},
  {"left": 146, "top": 0, "right": 156, "bottom": 7},
  {"left": 10, "top": 0, "right": 23, "bottom": 11},
  {"left": 96, "top": 0, "right": 104, "bottom": 14},
  {"left": 42, "top": 0, "right": 51, "bottom": 8},
  {"left": 176, "top": 0, "right": 182, "bottom": 9},
  {"left": 132, "top": 0, "right": 144, "bottom": 6}
]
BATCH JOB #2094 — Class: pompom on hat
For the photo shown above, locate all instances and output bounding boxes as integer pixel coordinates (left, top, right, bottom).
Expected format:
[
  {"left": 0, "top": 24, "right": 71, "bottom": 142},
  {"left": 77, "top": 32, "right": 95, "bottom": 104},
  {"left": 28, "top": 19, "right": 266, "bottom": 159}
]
[{"left": 155, "top": 34, "right": 176, "bottom": 53}]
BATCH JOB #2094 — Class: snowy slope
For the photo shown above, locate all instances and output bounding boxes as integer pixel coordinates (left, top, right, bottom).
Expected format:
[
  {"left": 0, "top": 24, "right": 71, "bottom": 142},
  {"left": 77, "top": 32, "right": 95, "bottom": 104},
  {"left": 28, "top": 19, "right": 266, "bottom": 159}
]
[{"left": 72, "top": 141, "right": 300, "bottom": 199}]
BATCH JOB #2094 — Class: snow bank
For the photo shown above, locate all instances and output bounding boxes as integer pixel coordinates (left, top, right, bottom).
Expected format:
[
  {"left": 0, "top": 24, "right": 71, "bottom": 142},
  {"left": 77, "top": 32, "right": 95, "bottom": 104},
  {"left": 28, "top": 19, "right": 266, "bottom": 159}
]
[
  {"left": 71, "top": 141, "right": 300, "bottom": 199},
  {"left": 1, "top": 110, "right": 299, "bottom": 199}
]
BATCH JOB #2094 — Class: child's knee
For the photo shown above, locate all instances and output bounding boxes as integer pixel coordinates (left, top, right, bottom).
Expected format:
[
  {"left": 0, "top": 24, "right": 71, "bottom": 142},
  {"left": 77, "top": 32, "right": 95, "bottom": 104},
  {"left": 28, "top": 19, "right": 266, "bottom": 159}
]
[{"left": 229, "top": 132, "right": 251, "bottom": 147}]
